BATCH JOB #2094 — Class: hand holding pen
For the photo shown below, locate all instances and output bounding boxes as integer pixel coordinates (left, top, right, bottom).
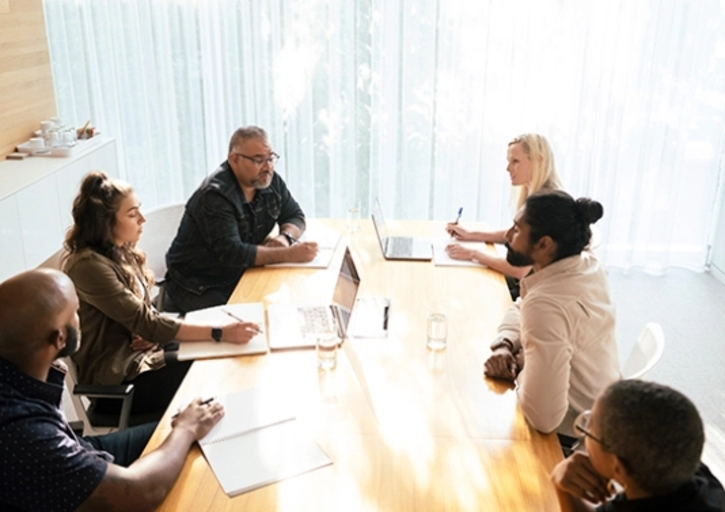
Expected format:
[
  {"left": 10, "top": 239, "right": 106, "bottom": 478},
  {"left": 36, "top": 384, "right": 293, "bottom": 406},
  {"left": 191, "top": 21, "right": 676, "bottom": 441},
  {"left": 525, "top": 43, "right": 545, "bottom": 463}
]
[
  {"left": 446, "top": 207, "right": 467, "bottom": 239},
  {"left": 216, "top": 308, "right": 263, "bottom": 343}
]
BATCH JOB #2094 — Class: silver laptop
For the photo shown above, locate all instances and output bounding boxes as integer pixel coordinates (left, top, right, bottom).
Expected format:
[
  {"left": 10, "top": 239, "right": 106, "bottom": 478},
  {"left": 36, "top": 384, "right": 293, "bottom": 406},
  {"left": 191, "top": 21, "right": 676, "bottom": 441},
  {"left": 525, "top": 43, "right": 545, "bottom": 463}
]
[
  {"left": 372, "top": 198, "right": 432, "bottom": 261},
  {"left": 267, "top": 247, "right": 361, "bottom": 350}
]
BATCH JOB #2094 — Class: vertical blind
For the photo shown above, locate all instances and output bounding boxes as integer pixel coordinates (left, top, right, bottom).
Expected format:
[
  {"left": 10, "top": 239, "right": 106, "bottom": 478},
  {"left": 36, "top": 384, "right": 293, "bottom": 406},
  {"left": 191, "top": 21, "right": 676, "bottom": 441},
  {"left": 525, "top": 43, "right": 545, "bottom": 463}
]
[{"left": 44, "top": 0, "right": 725, "bottom": 272}]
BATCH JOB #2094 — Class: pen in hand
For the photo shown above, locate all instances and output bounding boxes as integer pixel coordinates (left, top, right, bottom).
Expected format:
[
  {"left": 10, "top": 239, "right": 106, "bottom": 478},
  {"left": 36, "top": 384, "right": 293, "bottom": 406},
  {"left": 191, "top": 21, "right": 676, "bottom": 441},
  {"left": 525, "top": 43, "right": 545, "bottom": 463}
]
[
  {"left": 172, "top": 397, "right": 216, "bottom": 419},
  {"left": 222, "top": 308, "right": 264, "bottom": 333},
  {"left": 454, "top": 207, "right": 463, "bottom": 225}
]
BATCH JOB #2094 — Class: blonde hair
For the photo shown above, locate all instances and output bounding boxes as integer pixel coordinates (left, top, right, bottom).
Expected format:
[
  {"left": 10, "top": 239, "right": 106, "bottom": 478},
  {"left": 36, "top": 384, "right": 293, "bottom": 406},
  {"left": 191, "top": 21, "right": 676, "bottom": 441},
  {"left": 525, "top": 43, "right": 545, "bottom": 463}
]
[{"left": 509, "top": 134, "right": 562, "bottom": 209}]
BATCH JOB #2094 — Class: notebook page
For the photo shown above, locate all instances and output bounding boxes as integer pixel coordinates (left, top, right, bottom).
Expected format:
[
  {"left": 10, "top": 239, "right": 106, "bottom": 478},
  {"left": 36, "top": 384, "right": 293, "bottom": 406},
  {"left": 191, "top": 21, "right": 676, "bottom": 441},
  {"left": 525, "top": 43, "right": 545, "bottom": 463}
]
[{"left": 199, "top": 388, "right": 295, "bottom": 446}]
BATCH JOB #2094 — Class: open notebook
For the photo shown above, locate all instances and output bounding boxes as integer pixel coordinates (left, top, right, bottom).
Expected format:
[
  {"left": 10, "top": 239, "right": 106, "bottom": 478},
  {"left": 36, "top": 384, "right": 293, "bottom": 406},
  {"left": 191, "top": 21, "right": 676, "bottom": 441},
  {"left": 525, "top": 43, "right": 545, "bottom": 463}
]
[
  {"left": 432, "top": 239, "right": 491, "bottom": 267},
  {"left": 178, "top": 303, "right": 268, "bottom": 361},
  {"left": 265, "top": 230, "right": 341, "bottom": 268},
  {"left": 199, "top": 389, "right": 332, "bottom": 496}
]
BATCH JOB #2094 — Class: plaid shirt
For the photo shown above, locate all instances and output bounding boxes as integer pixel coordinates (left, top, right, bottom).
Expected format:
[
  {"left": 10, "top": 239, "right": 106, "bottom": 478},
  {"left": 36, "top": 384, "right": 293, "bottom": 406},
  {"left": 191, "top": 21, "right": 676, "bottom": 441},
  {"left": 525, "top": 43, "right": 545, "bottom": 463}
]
[{"left": 166, "top": 161, "right": 305, "bottom": 298}]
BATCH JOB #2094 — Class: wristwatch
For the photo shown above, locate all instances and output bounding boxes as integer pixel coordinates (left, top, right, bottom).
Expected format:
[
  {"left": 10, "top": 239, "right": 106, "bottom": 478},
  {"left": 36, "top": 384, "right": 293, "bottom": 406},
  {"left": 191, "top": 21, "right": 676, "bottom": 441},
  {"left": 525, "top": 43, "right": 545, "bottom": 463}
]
[
  {"left": 281, "top": 231, "right": 297, "bottom": 245},
  {"left": 211, "top": 326, "right": 223, "bottom": 343}
]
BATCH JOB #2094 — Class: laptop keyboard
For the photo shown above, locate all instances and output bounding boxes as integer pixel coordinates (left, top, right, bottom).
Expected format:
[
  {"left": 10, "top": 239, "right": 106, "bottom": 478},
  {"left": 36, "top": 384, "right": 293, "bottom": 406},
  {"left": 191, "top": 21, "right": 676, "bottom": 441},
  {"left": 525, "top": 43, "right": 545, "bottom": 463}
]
[
  {"left": 388, "top": 237, "right": 413, "bottom": 256},
  {"left": 298, "top": 306, "right": 335, "bottom": 335}
]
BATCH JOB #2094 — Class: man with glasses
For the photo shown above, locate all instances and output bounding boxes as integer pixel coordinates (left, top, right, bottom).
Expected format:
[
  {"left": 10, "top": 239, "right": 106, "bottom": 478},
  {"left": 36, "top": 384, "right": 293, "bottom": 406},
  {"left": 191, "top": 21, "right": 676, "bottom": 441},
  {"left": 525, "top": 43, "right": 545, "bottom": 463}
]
[
  {"left": 484, "top": 191, "right": 619, "bottom": 444},
  {"left": 551, "top": 380, "right": 724, "bottom": 511},
  {"left": 165, "top": 126, "right": 318, "bottom": 312}
]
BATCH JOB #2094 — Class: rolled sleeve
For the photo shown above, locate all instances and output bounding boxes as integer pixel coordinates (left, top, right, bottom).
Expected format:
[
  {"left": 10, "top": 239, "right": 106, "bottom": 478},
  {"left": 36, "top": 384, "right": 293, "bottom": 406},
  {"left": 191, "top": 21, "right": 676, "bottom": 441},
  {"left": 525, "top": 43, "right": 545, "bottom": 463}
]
[{"left": 277, "top": 178, "right": 306, "bottom": 233}]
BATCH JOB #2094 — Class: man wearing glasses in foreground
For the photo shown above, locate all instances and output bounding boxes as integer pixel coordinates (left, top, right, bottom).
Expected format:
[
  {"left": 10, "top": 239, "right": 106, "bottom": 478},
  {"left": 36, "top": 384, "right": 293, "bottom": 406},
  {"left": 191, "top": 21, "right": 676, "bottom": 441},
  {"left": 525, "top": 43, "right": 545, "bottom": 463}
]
[
  {"left": 552, "top": 380, "right": 724, "bottom": 511},
  {"left": 165, "top": 126, "right": 318, "bottom": 312}
]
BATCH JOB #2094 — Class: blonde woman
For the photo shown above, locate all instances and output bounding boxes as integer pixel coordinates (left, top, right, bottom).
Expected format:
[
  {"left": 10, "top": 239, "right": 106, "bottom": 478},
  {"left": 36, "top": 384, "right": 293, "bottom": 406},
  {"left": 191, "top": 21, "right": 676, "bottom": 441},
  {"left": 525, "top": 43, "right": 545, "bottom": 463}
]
[
  {"left": 446, "top": 134, "right": 563, "bottom": 287},
  {"left": 64, "top": 171, "right": 260, "bottom": 417}
]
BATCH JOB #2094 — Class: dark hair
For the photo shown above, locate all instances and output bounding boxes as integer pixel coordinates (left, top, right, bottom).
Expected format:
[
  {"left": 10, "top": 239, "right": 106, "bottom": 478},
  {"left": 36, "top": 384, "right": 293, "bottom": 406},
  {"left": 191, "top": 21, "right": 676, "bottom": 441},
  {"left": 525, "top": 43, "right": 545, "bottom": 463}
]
[
  {"left": 228, "top": 126, "right": 268, "bottom": 154},
  {"left": 64, "top": 171, "right": 151, "bottom": 292},
  {"left": 598, "top": 380, "right": 704, "bottom": 495},
  {"left": 524, "top": 190, "right": 603, "bottom": 261}
]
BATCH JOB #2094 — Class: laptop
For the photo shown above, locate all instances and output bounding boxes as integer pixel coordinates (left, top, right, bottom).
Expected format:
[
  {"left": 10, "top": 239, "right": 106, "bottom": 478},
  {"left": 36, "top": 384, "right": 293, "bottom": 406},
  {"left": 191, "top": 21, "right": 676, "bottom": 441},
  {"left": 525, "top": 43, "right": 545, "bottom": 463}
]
[
  {"left": 267, "top": 247, "right": 361, "bottom": 350},
  {"left": 371, "top": 198, "right": 432, "bottom": 260}
]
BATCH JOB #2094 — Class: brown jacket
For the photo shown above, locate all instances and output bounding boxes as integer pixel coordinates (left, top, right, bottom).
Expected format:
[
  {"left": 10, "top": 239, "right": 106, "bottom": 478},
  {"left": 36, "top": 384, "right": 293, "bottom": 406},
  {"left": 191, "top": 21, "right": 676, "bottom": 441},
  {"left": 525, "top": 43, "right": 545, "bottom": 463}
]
[{"left": 64, "top": 249, "right": 181, "bottom": 386}]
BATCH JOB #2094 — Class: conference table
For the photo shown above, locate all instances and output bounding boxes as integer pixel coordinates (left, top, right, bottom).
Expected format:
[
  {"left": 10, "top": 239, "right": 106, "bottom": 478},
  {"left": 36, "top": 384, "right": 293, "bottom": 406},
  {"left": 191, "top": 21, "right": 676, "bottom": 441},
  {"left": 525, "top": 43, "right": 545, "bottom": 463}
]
[{"left": 144, "top": 219, "right": 565, "bottom": 511}]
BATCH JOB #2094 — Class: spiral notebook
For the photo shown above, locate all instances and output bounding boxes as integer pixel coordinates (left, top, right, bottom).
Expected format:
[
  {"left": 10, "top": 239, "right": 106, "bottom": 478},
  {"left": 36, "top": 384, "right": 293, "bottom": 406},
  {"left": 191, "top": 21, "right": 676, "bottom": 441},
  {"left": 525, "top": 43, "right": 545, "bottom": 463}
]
[{"left": 199, "top": 388, "right": 332, "bottom": 496}]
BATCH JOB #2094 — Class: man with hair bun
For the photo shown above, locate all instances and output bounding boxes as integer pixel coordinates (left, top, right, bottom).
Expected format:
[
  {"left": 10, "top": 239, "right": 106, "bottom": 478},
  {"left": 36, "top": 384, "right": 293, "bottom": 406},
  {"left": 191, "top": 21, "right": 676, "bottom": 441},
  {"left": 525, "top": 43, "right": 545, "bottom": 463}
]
[
  {"left": 552, "top": 380, "right": 724, "bottom": 511},
  {"left": 484, "top": 190, "right": 620, "bottom": 444}
]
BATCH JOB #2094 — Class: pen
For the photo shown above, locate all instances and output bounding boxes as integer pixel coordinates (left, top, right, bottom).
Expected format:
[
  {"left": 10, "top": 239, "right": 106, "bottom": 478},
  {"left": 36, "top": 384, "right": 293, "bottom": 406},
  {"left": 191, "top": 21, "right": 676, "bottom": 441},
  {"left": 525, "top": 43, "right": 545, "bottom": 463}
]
[
  {"left": 222, "top": 308, "right": 265, "bottom": 333},
  {"left": 172, "top": 396, "right": 216, "bottom": 419},
  {"left": 454, "top": 207, "right": 463, "bottom": 225}
]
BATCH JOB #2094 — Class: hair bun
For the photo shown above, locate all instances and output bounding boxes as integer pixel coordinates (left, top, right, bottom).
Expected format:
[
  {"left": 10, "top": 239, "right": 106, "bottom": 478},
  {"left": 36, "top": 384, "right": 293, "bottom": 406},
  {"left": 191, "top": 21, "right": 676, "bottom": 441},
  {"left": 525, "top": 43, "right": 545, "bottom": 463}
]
[{"left": 575, "top": 198, "right": 604, "bottom": 225}]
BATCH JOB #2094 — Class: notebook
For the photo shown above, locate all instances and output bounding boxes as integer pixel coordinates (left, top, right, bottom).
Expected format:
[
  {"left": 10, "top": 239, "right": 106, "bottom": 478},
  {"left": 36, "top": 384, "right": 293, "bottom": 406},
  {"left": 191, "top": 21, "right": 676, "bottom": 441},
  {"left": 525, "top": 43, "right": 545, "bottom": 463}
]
[
  {"left": 371, "top": 198, "right": 432, "bottom": 260},
  {"left": 264, "top": 230, "right": 341, "bottom": 269},
  {"left": 432, "top": 239, "right": 490, "bottom": 267},
  {"left": 267, "top": 246, "right": 361, "bottom": 350},
  {"left": 198, "top": 388, "right": 332, "bottom": 496},
  {"left": 178, "top": 303, "right": 268, "bottom": 361}
]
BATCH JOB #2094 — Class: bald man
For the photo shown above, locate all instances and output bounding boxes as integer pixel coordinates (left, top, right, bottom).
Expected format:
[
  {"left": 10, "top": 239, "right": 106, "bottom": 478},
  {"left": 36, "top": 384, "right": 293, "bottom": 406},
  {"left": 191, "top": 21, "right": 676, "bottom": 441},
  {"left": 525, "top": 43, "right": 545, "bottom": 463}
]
[{"left": 0, "top": 269, "right": 224, "bottom": 512}]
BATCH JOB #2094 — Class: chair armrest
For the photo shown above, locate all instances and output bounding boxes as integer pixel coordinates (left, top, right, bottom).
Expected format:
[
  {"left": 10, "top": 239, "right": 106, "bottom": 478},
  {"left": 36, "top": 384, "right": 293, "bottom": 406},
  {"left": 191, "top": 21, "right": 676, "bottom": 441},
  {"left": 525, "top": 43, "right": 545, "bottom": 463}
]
[{"left": 73, "top": 384, "right": 134, "bottom": 398}]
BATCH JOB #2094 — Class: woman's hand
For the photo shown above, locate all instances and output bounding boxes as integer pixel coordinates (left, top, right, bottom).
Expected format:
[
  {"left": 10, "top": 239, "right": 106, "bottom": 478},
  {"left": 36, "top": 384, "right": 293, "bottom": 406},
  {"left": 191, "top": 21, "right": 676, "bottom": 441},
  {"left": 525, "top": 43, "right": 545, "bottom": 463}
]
[
  {"left": 220, "top": 321, "right": 262, "bottom": 344},
  {"left": 445, "top": 243, "right": 475, "bottom": 261},
  {"left": 446, "top": 223, "right": 472, "bottom": 240}
]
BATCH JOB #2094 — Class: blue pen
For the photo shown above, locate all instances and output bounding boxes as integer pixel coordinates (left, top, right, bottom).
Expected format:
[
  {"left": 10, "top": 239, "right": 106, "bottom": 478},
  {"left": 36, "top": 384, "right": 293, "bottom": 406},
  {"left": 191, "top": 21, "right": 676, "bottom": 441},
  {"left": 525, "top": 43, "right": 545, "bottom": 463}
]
[{"left": 454, "top": 207, "right": 463, "bottom": 225}]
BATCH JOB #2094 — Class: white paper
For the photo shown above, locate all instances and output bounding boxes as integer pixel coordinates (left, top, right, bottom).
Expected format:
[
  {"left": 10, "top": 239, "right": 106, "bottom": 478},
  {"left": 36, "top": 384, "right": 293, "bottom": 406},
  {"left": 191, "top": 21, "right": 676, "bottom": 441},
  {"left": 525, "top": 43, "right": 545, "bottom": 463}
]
[
  {"left": 265, "top": 232, "right": 341, "bottom": 268},
  {"left": 178, "top": 303, "right": 268, "bottom": 361},
  {"left": 431, "top": 239, "right": 490, "bottom": 267},
  {"left": 198, "top": 389, "right": 332, "bottom": 496}
]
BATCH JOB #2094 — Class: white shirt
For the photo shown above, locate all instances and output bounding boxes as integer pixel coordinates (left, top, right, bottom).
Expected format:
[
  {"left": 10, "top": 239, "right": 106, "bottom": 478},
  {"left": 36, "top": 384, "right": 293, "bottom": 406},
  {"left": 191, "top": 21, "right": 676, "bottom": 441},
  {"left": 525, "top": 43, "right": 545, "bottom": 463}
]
[{"left": 493, "top": 251, "right": 620, "bottom": 434}]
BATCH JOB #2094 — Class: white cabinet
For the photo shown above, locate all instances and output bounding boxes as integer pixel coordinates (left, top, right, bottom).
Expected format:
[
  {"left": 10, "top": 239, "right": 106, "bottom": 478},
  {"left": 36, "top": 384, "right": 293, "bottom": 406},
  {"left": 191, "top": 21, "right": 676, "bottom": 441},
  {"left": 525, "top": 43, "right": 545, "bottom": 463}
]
[
  {"left": 0, "top": 195, "right": 25, "bottom": 279},
  {"left": 0, "top": 138, "right": 118, "bottom": 281}
]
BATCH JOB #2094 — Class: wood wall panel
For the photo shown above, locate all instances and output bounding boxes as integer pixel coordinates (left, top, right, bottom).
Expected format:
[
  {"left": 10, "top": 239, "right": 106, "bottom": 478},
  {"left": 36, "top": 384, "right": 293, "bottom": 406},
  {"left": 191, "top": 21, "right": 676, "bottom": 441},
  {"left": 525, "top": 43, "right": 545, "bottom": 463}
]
[{"left": 0, "top": 0, "right": 56, "bottom": 159}]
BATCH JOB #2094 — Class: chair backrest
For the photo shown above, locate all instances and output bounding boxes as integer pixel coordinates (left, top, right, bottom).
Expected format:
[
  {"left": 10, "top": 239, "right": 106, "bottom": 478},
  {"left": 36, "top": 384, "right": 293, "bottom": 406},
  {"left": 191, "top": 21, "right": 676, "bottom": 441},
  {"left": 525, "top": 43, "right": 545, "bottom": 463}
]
[
  {"left": 621, "top": 322, "right": 665, "bottom": 379},
  {"left": 138, "top": 202, "right": 185, "bottom": 283}
]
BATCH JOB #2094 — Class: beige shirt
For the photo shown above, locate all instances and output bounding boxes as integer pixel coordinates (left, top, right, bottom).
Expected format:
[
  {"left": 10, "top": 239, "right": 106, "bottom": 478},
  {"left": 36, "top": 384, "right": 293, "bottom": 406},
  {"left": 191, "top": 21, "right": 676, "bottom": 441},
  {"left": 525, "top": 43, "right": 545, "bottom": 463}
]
[
  {"left": 492, "top": 251, "right": 620, "bottom": 434},
  {"left": 64, "top": 249, "right": 181, "bottom": 386}
]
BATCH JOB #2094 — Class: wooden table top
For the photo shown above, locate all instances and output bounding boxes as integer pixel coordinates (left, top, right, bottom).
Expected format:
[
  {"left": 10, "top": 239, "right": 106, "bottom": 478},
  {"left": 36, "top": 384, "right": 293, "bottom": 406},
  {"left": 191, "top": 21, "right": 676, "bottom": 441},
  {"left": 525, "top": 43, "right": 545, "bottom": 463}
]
[{"left": 144, "top": 219, "right": 564, "bottom": 511}]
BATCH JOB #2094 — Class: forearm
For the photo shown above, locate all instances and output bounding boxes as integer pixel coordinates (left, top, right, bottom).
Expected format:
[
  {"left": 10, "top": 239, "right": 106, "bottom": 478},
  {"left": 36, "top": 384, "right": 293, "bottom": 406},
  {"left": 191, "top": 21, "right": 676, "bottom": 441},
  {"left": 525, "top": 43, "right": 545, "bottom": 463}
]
[
  {"left": 80, "top": 428, "right": 196, "bottom": 512},
  {"left": 254, "top": 245, "right": 298, "bottom": 265},
  {"left": 469, "top": 229, "right": 506, "bottom": 244}
]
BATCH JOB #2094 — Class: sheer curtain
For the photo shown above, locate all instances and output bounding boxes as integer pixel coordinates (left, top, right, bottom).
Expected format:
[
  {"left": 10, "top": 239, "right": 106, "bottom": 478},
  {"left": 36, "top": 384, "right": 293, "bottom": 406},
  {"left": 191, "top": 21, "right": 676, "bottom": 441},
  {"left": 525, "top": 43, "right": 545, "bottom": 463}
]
[{"left": 43, "top": 0, "right": 725, "bottom": 272}]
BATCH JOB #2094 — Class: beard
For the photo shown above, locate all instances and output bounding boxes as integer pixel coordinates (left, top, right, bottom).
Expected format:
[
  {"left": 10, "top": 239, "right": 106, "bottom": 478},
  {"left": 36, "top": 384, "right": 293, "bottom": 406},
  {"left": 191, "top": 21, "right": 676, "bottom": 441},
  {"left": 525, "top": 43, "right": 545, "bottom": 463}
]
[
  {"left": 505, "top": 242, "right": 535, "bottom": 267},
  {"left": 57, "top": 324, "right": 80, "bottom": 358}
]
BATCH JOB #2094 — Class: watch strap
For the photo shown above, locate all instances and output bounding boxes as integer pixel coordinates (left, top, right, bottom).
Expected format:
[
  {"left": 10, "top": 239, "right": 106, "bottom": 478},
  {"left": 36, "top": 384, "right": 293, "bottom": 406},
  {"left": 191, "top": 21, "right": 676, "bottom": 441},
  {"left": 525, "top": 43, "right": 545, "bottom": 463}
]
[{"left": 211, "top": 326, "right": 223, "bottom": 343}]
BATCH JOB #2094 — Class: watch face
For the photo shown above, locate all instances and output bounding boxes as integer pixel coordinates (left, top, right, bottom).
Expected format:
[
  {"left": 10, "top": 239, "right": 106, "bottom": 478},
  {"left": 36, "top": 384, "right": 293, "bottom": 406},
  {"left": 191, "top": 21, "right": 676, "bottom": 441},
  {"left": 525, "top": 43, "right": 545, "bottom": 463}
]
[{"left": 212, "top": 327, "right": 222, "bottom": 342}]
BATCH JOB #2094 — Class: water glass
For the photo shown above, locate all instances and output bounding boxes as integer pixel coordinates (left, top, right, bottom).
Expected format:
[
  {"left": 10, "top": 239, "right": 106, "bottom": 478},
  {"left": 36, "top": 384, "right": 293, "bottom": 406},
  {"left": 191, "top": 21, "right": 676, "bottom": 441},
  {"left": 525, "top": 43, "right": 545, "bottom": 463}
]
[
  {"left": 347, "top": 201, "right": 361, "bottom": 232},
  {"left": 426, "top": 312, "right": 448, "bottom": 350},
  {"left": 316, "top": 333, "right": 339, "bottom": 370}
]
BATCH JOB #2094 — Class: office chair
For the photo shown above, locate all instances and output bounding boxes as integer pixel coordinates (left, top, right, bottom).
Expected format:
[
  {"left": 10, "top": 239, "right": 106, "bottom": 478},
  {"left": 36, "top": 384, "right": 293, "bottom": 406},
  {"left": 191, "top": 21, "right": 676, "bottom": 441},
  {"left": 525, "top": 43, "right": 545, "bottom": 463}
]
[
  {"left": 136, "top": 202, "right": 185, "bottom": 310},
  {"left": 621, "top": 322, "right": 665, "bottom": 379}
]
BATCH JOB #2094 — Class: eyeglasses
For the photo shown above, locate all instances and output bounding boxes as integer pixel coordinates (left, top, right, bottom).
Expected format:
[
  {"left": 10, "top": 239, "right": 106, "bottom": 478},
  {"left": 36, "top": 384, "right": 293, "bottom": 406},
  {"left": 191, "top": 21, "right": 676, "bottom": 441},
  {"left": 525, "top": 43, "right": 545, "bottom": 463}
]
[
  {"left": 573, "top": 410, "right": 608, "bottom": 449},
  {"left": 232, "top": 152, "right": 280, "bottom": 166}
]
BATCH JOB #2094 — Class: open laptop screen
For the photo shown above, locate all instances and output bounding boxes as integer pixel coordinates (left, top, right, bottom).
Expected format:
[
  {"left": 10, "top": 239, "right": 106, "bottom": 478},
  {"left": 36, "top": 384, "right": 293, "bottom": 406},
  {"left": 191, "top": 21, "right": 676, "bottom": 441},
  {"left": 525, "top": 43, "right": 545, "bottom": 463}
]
[{"left": 331, "top": 248, "right": 361, "bottom": 333}]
